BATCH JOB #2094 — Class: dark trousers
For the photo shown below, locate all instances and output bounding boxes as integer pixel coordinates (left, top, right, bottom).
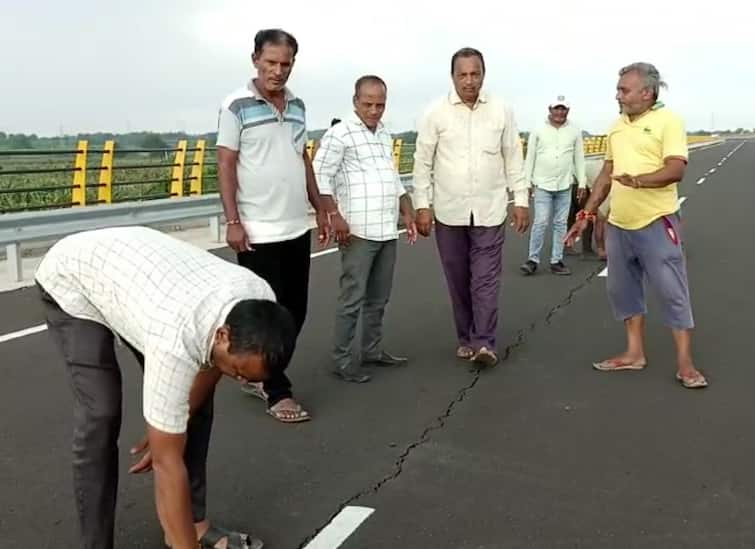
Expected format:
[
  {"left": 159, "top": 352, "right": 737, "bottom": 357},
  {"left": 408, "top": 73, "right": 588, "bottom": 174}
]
[
  {"left": 434, "top": 220, "right": 505, "bottom": 351},
  {"left": 237, "top": 230, "right": 311, "bottom": 406},
  {"left": 39, "top": 285, "right": 213, "bottom": 549}
]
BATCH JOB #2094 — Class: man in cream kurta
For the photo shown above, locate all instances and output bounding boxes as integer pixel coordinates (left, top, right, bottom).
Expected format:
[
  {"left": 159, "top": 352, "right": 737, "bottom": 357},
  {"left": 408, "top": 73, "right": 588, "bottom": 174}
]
[{"left": 412, "top": 47, "right": 530, "bottom": 367}]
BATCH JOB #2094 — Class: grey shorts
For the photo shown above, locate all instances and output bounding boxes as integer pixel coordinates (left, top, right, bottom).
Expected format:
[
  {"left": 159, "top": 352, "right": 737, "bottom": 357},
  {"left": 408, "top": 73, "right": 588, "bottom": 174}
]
[{"left": 605, "top": 214, "right": 694, "bottom": 330}]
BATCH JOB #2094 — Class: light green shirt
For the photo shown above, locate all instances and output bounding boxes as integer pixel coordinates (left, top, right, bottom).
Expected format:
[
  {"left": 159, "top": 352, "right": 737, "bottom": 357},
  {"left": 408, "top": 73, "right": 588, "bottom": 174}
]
[{"left": 524, "top": 120, "right": 587, "bottom": 191}]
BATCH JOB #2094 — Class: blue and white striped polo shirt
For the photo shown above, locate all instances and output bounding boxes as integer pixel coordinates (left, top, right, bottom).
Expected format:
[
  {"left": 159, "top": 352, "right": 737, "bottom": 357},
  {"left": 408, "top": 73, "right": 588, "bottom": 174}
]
[{"left": 216, "top": 81, "right": 312, "bottom": 244}]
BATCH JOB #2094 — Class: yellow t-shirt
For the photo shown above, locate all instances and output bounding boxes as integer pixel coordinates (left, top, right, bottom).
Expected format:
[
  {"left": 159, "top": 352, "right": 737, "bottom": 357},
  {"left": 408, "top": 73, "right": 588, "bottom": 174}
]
[{"left": 604, "top": 103, "right": 688, "bottom": 230}]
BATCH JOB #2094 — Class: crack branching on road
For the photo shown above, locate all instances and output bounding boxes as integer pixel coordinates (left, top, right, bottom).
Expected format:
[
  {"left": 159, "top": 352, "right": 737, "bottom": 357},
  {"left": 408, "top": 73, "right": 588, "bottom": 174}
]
[{"left": 296, "top": 265, "right": 604, "bottom": 549}]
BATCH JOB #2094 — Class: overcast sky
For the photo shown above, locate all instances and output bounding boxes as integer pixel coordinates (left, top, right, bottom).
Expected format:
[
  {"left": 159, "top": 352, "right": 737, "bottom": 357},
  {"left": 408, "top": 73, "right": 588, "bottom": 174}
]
[{"left": 2, "top": 0, "right": 752, "bottom": 137}]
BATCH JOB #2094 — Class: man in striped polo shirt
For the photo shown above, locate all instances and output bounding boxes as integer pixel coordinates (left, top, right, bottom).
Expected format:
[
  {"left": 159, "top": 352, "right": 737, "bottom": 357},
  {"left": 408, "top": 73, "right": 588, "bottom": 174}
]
[{"left": 217, "top": 29, "right": 329, "bottom": 423}]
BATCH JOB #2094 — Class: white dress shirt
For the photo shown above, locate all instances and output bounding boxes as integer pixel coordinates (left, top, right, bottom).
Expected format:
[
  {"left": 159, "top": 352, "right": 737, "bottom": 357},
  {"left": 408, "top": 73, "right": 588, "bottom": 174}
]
[
  {"left": 412, "top": 89, "right": 529, "bottom": 227},
  {"left": 35, "top": 226, "right": 276, "bottom": 434},
  {"left": 524, "top": 120, "right": 587, "bottom": 192},
  {"left": 313, "top": 112, "right": 406, "bottom": 241}
]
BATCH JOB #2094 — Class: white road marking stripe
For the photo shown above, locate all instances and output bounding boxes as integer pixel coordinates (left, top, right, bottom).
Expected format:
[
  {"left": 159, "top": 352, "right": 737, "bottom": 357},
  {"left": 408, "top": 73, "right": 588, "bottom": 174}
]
[
  {"left": 696, "top": 177, "right": 705, "bottom": 185},
  {"left": 313, "top": 228, "right": 408, "bottom": 258},
  {"left": 311, "top": 247, "right": 340, "bottom": 258},
  {"left": 0, "top": 229, "right": 410, "bottom": 344},
  {"left": 599, "top": 197, "right": 686, "bottom": 279},
  {"left": 709, "top": 168, "right": 717, "bottom": 174},
  {"left": 0, "top": 323, "right": 47, "bottom": 343},
  {"left": 303, "top": 506, "right": 375, "bottom": 549}
]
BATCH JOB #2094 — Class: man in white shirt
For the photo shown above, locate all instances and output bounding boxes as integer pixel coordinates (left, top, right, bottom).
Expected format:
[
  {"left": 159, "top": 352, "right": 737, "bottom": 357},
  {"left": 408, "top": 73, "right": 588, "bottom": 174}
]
[
  {"left": 35, "top": 226, "right": 297, "bottom": 549},
  {"left": 412, "top": 47, "right": 530, "bottom": 367},
  {"left": 314, "top": 75, "right": 417, "bottom": 382},
  {"left": 216, "top": 28, "right": 329, "bottom": 423},
  {"left": 520, "top": 96, "right": 587, "bottom": 276}
]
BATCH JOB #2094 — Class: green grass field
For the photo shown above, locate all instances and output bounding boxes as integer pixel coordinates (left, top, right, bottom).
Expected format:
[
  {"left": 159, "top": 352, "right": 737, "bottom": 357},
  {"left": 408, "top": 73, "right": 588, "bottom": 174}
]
[
  {"left": 0, "top": 152, "right": 219, "bottom": 213},
  {"left": 0, "top": 146, "right": 413, "bottom": 213}
]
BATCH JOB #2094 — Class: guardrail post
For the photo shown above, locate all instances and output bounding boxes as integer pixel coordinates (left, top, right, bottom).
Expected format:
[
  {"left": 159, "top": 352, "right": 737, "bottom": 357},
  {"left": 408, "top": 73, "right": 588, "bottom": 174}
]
[
  {"left": 72, "top": 140, "right": 88, "bottom": 206},
  {"left": 171, "top": 140, "right": 187, "bottom": 197},
  {"left": 189, "top": 140, "right": 206, "bottom": 195},
  {"left": 6, "top": 243, "right": 22, "bottom": 282},
  {"left": 392, "top": 138, "right": 402, "bottom": 171},
  {"left": 209, "top": 215, "right": 222, "bottom": 242},
  {"left": 98, "top": 140, "right": 115, "bottom": 204}
]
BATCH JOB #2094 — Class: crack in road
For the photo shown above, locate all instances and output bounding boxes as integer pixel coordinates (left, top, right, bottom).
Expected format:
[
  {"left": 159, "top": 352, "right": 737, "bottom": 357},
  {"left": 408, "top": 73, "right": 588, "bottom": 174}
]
[{"left": 296, "top": 265, "right": 604, "bottom": 549}]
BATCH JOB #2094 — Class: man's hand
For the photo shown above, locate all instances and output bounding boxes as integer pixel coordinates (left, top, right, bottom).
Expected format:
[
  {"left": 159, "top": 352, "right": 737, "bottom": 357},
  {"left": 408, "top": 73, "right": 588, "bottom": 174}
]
[
  {"left": 564, "top": 219, "right": 590, "bottom": 247},
  {"left": 403, "top": 213, "right": 418, "bottom": 244},
  {"left": 612, "top": 174, "right": 638, "bottom": 188},
  {"left": 226, "top": 223, "right": 251, "bottom": 253},
  {"left": 511, "top": 206, "right": 530, "bottom": 234},
  {"left": 315, "top": 209, "right": 331, "bottom": 248},
  {"left": 577, "top": 188, "right": 588, "bottom": 204},
  {"left": 331, "top": 212, "right": 351, "bottom": 246},
  {"left": 415, "top": 209, "right": 433, "bottom": 237},
  {"left": 129, "top": 434, "right": 152, "bottom": 474}
]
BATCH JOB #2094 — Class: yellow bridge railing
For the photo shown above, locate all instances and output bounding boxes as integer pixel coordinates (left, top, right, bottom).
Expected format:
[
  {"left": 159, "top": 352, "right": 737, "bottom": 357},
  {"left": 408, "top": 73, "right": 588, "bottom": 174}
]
[{"left": 0, "top": 134, "right": 719, "bottom": 213}]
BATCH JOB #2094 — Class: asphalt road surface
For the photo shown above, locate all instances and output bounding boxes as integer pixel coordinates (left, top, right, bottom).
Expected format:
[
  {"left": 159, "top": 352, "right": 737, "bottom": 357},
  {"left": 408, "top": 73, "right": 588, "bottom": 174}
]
[{"left": 1, "top": 140, "right": 753, "bottom": 548}]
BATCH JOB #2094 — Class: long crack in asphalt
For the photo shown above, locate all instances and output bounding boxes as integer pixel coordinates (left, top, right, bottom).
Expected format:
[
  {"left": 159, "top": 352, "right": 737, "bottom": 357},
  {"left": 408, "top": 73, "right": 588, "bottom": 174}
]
[{"left": 296, "top": 265, "right": 603, "bottom": 548}]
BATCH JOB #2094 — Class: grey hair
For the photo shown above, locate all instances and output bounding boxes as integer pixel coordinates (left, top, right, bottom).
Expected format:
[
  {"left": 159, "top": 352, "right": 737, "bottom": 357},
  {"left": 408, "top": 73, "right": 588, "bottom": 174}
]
[{"left": 619, "top": 62, "right": 667, "bottom": 99}]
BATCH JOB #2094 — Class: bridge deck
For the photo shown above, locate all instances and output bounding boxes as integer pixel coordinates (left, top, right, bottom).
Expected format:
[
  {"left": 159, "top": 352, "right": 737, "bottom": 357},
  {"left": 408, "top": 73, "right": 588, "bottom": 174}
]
[{"left": 1, "top": 140, "right": 753, "bottom": 548}]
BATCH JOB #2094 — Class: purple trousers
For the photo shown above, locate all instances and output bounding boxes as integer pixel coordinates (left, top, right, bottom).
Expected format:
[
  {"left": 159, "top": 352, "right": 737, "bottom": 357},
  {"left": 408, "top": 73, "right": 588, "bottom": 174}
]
[{"left": 435, "top": 220, "right": 505, "bottom": 351}]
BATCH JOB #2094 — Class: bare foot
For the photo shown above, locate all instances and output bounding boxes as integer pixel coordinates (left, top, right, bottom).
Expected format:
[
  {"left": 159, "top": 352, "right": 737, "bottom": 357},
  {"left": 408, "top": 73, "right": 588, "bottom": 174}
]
[
  {"left": 268, "top": 397, "right": 310, "bottom": 423},
  {"left": 593, "top": 353, "right": 647, "bottom": 371}
]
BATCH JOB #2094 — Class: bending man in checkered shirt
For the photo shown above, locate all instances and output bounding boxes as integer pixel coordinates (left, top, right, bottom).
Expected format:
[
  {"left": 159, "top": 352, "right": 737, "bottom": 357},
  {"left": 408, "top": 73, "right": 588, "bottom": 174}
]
[
  {"left": 313, "top": 75, "right": 418, "bottom": 383},
  {"left": 35, "top": 226, "right": 297, "bottom": 549}
]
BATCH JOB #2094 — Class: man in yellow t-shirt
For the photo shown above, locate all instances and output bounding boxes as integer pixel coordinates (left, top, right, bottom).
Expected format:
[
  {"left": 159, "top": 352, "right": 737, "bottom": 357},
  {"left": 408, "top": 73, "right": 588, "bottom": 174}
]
[{"left": 565, "top": 62, "right": 707, "bottom": 389}]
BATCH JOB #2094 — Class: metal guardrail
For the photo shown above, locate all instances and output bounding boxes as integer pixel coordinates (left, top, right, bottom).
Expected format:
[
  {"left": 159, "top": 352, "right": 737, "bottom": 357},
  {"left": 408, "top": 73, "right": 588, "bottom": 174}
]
[
  {"left": 0, "top": 172, "right": 415, "bottom": 283},
  {"left": 0, "top": 194, "right": 224, "bottom": 282}
]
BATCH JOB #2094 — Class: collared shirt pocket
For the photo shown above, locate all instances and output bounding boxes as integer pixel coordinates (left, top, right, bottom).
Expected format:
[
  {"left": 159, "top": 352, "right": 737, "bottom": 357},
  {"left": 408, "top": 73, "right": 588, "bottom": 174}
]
[{"left": 481, "top": 124, "right": 503, "bottom": 154}]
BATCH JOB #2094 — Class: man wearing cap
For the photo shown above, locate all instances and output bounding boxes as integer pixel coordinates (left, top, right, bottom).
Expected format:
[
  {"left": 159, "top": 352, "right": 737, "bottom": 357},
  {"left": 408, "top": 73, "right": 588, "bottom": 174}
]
[
  {"left": 565, "top": 62, "right": 707, "bottom": 389},
  {"left": 520, "top": 96, "right": 586, "bottom": 276}
]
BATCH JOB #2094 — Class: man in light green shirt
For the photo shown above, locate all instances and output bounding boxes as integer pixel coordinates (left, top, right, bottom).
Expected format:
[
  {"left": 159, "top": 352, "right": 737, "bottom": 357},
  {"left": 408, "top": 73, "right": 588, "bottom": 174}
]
[{"left": 520, "top": 96, "right": 586, "bottom": 276}]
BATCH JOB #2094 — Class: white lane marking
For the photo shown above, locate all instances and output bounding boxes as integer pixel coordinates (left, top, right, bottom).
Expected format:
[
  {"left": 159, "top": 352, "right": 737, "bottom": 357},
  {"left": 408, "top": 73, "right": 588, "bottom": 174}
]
[
  {"left": 311, "top": 247, "right": 340, "bottom": 258},
  {"left": 598, "top": 197, "right": 686, "bottom": 278},
  {"left": 312, "top": 228, "right": 408, "bottom": 258},
  {"left": 718, "top": 160, "right": 725, "bottom": 166},
  {"left": 0, "top": 229, "right": 411, "bottom": 344},
  {"left": 696, "top": 177, "right": 705, "bottom": 185},
  {"left": 0, "top": 323, "right": 48, "bottom": 343},
  {"left": 708, "top": 167, "right": 717, "bottom": 174},
  {"left": 303, "top": 506, "right": 375, "bottom": 549}
]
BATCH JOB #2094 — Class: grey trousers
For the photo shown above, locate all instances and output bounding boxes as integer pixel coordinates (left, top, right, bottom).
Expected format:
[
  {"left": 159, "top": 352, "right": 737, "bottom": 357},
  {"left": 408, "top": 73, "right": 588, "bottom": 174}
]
[
  {"left": 38, "top": 284, "right": 213, "bottom": 549},
  {"left": 606, "top": 214, "right": 694, "bottom": 330},
  {"left": 332, "top": 237, "right": 397, "bottom": 370}
]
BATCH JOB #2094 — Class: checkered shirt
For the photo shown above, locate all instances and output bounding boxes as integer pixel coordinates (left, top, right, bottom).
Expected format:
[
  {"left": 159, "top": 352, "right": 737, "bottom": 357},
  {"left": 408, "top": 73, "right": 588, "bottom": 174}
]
[
  {"left": 35, "top": 226, "right": 275, "bottom": 434},
  {"left": 313, "top": 113, "right": 406, "bottom": 241}
]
